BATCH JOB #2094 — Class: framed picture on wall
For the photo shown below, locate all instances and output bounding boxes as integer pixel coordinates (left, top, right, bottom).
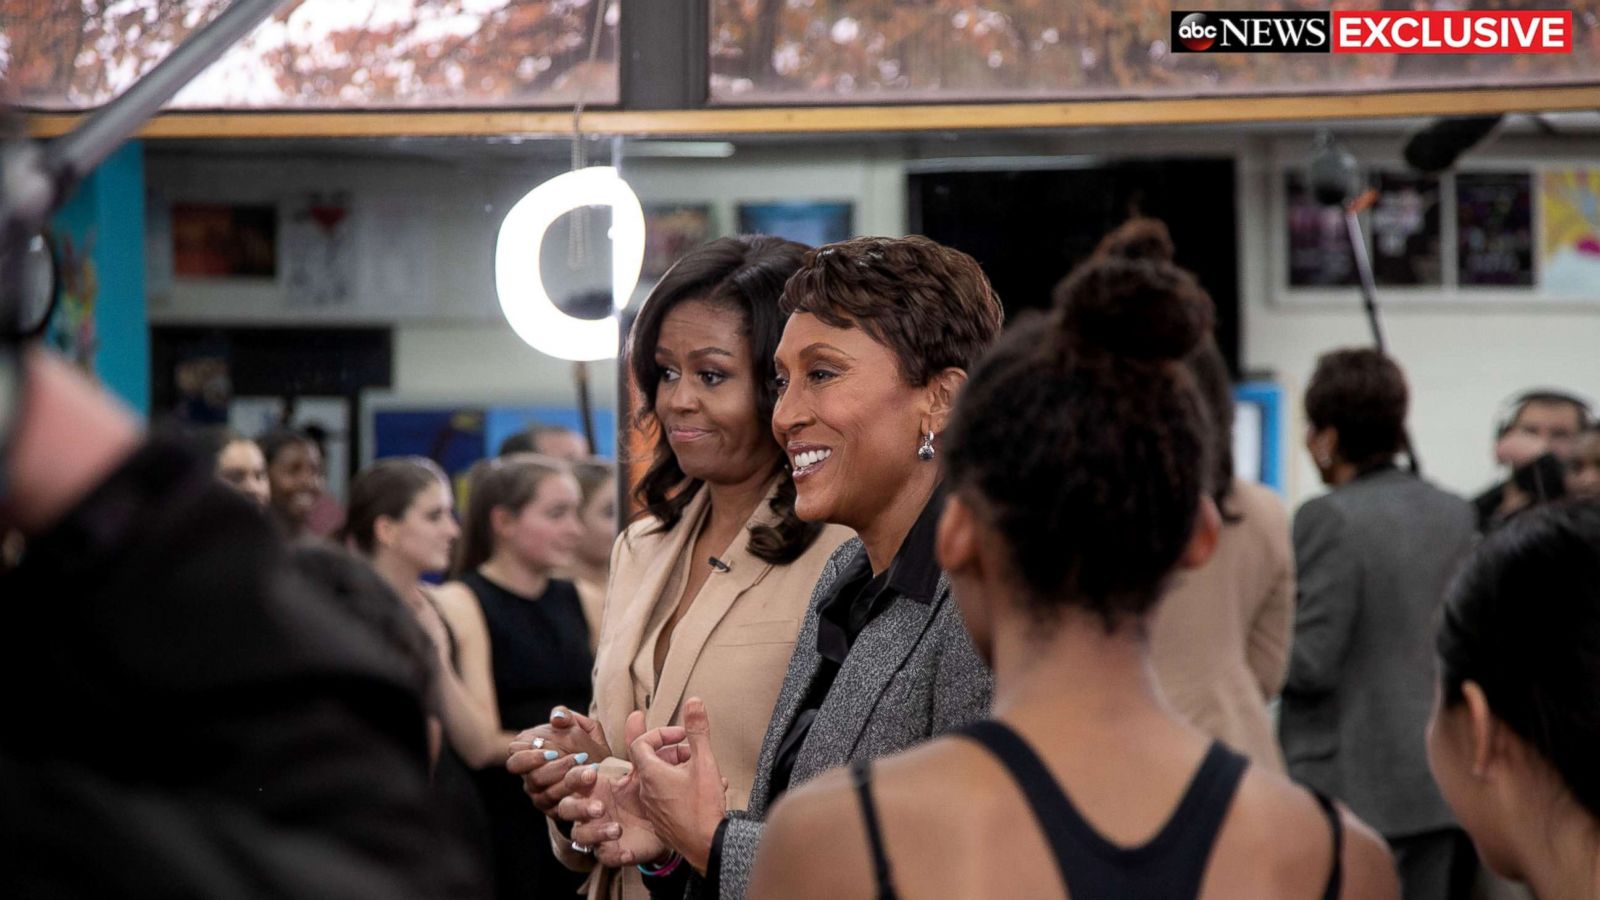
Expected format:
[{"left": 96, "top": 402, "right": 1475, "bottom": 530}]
[
  {"left": 1456, "top": 172, "right": 1534, "bottom": 287},
  {"left": 737, "top": 201, "right": 853, "bottom": 247},
  {"left": 643, "top": 204, "right": 714, "bottom": 280},
  {"left": 171, "top": 202, "right": 277, "bottom": 278},
  {"left": 1539, "top": 168, "right": 1600, "bottom": 293},
  {"left": 1285, "top": 174, "right": 1357, "bottom": 287}
]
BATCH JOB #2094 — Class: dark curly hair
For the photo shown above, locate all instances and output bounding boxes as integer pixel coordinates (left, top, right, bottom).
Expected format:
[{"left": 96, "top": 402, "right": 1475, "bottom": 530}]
[
  {"left": 1092, "top": 217, "right": 1238, "bottom": 521},
  {"left": 944, "top": 255, "right": 1214, "bottom": 629},
  {"left": 780, "top": 235, "right": 1003, "bottom": 386},
  {"left": 1305, "top": 348, "right": 1408, "bottom": 469},
  {"left": 625, "top": 236, "right": 821, "bottom": 565}
]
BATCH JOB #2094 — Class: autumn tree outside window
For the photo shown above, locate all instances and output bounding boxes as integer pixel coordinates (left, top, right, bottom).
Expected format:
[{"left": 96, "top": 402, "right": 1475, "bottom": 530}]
[{"left": 0, "top": 0, "right": 618, "bottom": 111}]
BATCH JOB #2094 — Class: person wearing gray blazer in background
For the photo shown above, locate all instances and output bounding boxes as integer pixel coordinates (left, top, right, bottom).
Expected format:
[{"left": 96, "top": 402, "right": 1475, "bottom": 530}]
[{"left": 1282, "top": 348, "right": 1479, "bottom": 900}]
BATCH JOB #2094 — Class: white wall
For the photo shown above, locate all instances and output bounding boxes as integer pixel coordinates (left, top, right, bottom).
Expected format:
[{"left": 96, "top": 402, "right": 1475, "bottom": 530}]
[
  {"left": 1237, "top": 133, "right": 1600, "bottom": 506},
  {"left": 145, "top": 146, "right": 906, "bottom": 412},
  {"left": 146, "top": 131, "right": 1600, "bottom": 505}
]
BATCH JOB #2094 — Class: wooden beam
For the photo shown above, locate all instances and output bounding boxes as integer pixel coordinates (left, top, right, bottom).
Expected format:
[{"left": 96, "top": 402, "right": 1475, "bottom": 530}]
[{"left": 25, "top": 84, "right": 1600, "bottom": 140}]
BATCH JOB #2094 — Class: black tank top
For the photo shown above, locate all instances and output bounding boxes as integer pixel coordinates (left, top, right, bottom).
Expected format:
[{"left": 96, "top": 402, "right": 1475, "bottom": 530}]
[
  {"left": 461, "top": 571, "right": 592, "bottom": 730},
  {"left": 850, "top": 720, "right": 1343, "bottom": 900}
]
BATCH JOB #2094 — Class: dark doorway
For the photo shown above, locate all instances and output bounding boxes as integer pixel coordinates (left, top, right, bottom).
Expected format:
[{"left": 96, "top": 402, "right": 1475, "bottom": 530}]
[{"left": 910, "top": 158, "right": 1240, "bottom": 373}]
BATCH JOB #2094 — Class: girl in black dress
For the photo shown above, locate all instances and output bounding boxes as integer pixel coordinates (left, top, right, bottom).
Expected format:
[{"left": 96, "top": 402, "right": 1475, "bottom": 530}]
[{"left": 436, "top": 455, "right": 594, "bottom": 899}]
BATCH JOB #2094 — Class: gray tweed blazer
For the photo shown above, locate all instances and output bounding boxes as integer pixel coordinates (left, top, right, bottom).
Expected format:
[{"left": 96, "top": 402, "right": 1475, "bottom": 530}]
[{"left": 689, "top": 537, "right": 993, "bottom": 900}]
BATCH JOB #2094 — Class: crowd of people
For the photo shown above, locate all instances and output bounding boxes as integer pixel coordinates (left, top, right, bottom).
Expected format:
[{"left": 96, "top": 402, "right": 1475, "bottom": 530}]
[{"left": 4, "top": 221, "right": 1598, "bottom": 900}]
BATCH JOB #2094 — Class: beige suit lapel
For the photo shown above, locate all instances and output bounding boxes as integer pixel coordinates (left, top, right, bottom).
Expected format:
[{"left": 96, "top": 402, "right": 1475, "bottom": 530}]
[
  {"left": 591, "top": 489, "right": 709, "bottom": 748},
  {"left": 646, "top": 481, "right": 783, "bottom": 729}
]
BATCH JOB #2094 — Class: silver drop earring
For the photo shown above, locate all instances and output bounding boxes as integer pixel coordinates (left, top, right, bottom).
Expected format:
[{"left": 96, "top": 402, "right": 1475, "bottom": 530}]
[{"left": 917, "top": 431, "right": 936, "bottom": 461}]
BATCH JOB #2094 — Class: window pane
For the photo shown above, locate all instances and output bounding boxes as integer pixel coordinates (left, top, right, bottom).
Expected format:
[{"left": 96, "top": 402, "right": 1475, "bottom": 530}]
[
  {"left": 709, "top": 0, "right": 1600, "bottom": 103},
  {"left": 2, "top": 0, "right": 617, "bottom": 111}
]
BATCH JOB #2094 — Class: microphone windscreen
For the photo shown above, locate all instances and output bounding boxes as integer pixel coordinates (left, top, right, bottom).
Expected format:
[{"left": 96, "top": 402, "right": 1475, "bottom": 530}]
[{"left": 1403, "top": 115, "right": 1502, "bottom": 174}]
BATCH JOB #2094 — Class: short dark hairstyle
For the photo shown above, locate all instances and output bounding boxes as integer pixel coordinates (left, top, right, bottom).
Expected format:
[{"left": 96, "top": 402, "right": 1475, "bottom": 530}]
[
  {"left": 1504, "top": 391, "right": 1594, "bottom": 437},
  {"left": 1305, "top": 348, "right": 1408, "bottom": 468},
  {"left": 1437, "top": 500, "right": 1600, "bottom": 819},
  {"left": 498, "top": 424, "right": 582, "bottom": 458},
  {"left": 944, "top": 255, "right": 1214, "bottom": 629},
  {"left": 1091, "top": 217, "right": 1237, "bottom": 520},
  {"left": 342, "top": 457, "right": 449, "bottom": 556},
  {"left": 626, "top": 235, "right": 822, "bottom": 565},
  {"left": 780, "top": 235, "right": 1004, "bottom": 387},
  {"left": 194, "top": 425, "right": 252, "bottom": 466},
  {"left": 257, "top": 427, "right": 317, "bottom": 467}
]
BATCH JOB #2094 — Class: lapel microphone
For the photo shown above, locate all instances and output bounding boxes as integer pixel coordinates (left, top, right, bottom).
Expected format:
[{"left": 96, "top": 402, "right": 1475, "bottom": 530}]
[{"left": 708, "top": 557, "right": 731, "bottom": 573}]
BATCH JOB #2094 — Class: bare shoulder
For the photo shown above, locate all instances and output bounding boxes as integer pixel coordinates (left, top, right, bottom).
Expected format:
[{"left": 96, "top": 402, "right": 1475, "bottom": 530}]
[
  {"left": 1216, "top": 766, "right": 1398, "bottom": 899},
  {"left": 752, "top": 767, "right": 871, "bottom": 900},
  {"left": 1337, "top": 804, "right": 1401, "bottom": 900},
  {"left": 753, "top": 738, "right": 994, "bottom": 900},
  {"left": 431, "top": 581, "right": 484, "bottom": 626}
]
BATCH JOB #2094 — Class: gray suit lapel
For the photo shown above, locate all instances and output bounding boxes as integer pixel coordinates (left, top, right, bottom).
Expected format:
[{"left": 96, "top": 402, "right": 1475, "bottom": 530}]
[{"left": 802, "top": 582, "right": 944, "bottom": 768}]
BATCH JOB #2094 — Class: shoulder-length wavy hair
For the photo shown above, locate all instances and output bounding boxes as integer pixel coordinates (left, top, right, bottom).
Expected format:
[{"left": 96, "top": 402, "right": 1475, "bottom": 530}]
[{"left": 625, "top": 235, "right": 821, "bottom": 565}]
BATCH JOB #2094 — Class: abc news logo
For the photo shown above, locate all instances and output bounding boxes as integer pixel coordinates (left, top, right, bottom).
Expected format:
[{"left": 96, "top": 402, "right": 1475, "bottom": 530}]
[
  {"left": 1172, "top": 10, "right": 1572, "bottom": 54},
  {"left": 1173, "top": 11, "right": 1326, "bottom": 53}
]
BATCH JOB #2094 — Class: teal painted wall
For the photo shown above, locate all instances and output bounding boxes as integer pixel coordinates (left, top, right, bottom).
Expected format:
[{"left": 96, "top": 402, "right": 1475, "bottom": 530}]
[{"left": 51, "top": 141, "right": 148, "bottom": 414}]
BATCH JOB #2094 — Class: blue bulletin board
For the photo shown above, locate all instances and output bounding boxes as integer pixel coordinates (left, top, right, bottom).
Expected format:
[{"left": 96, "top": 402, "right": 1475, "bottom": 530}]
[{"left": 1233, "top": 381, "right": 1286, "bottom": 493}]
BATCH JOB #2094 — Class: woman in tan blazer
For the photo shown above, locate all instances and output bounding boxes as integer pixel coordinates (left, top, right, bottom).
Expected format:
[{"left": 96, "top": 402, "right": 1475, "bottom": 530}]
[
  {"left": 1148, "top": 327, "right": 1292, "bottom": 770},
  {"left": 507, "top": 236, "right": 850, "bottom": 900},
  {"left": 1151, "top": 476, "right": 1294, "bottom": 769}
]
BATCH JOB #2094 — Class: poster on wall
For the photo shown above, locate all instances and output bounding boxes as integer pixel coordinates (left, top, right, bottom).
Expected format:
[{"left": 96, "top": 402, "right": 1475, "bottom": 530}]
[
  {"left": 1368, "top": 172, "right": 1441, "bottom": 286},
  {"left": 1285, "top": 174, "right": 1357, "bottom": 287},
  {"left": 1456, "top": 173, "right": 1534, "bottom": 287},
  {"left": 737, "top": 202, "right": 853, "bottom": 247},
  {"left": 283, "top": 193, "right": 357, "bottom": 307},
  {"left": 643, "top": 204, "right": 714, "bottom": 280},
  {"left": 1539, "top": 168, "right": 1600, "bottom": 294},
  {"left": 171, "top": 203, "right": 277, "bottom": 278}
]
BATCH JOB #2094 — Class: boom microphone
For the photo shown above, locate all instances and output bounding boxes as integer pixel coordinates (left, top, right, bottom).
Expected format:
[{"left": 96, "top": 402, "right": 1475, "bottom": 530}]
[{"left": 1402, "top": 115, "right": 1503, "bottom": 174}]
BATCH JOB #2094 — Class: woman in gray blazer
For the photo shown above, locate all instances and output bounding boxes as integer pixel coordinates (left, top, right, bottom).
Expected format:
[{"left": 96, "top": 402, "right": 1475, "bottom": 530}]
[
  {"left": 1281, "top": 348, "right": 1479, "bottom": 900},
  {"left": 560, "top": 236, "right": 1002, "bottom": 899}
]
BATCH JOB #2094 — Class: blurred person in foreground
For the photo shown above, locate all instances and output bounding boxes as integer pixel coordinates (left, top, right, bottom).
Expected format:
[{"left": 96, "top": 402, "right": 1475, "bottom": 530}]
[
  {"left": 749, "top": 254, "right": 1396, "bottom": 900},
  {"left": 1428, "top": 500, "right": 1600, "bottom": 900},
  {"left": 0, "top": 347, "right": 469, "bottom": 894},
  {"left": 1282, "top": 348, "right": 1479, "bottom": 900}
]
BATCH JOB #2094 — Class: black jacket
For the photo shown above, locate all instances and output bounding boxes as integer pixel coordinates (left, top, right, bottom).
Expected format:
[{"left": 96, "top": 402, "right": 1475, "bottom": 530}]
[{"left": 0, "top": 438, "right": 482, "bottom": 897}]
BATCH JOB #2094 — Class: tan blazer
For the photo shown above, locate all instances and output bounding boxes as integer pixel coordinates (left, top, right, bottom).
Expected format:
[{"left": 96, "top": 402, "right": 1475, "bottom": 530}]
[
  {"left": 558, "top": 478, "right": 851, "bottom": 899},
  {"left": 1150, "top": 479, "right": 1294, "bottom": 771}
]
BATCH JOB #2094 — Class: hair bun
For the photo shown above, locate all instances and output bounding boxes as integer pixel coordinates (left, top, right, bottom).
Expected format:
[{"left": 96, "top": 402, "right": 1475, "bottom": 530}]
[
  {"left": 1093, "top": 217, "right": 1176, "bottom": 264},
  {"left": 1055, "top": 258, "right": 1214, "bottom": 363}
]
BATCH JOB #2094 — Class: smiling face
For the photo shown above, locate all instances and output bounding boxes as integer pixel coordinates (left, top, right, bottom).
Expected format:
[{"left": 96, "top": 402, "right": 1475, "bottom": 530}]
[
  {"left": 381, "top": 478, "right": 460, "bottom": 575},
  {"left": 654, "top": 298, "right": 781, "bottom": 488},
  {"left": 216, "top": 439, "right": 270, "bottom": 507},
  {"left": 494, "top": 472, "right": 585, "bottom": 573},
  {"left": 267, "top": 440, "right": 324, "bottom": 527},
  {"left": 772, "top": 312, "right": 931, "bottom": 528}
]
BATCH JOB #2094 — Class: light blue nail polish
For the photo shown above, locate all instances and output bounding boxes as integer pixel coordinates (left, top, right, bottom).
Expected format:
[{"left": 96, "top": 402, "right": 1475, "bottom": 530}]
[
  {"left": 590, "top": 763, "right": 600, "bottom": 770},
  {"left": 544, "top": 750, "right": 560, "bottom": 760},
  {"left": 552, "top": 709, "right": 570, "bottom": 719},
  {"left": 575, "top": 753, "right": 589, "bottom": 764}
]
